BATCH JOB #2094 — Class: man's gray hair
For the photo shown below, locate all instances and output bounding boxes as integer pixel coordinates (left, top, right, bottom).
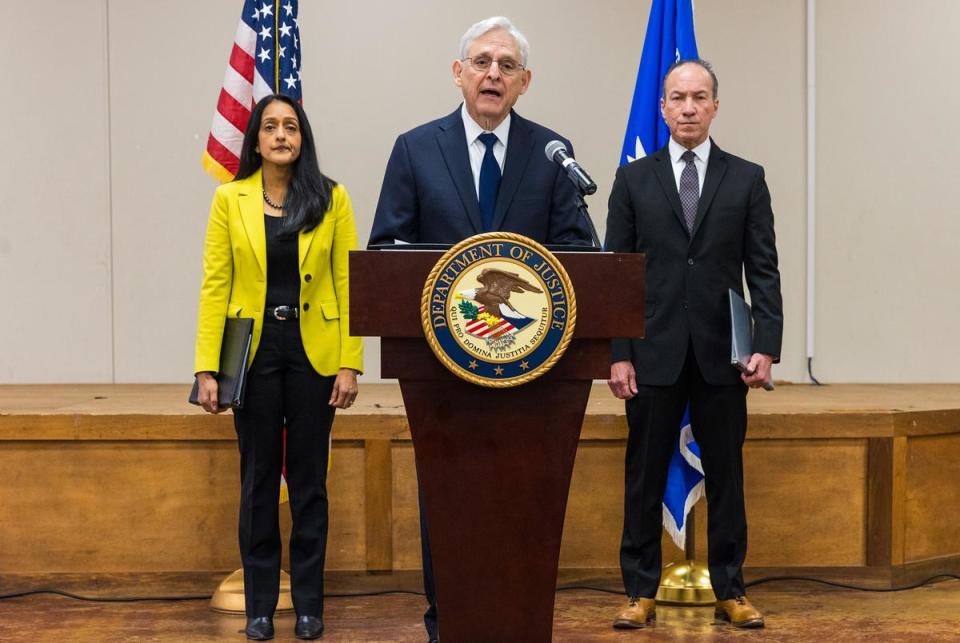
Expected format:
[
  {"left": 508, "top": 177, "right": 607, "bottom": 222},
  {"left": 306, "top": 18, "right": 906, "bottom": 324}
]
[
  {"left": 459, "top": 16, "right": 530, "bottom": 67},
  {"left": 662, "top": 58, "right": 719, "bottom": 98}
]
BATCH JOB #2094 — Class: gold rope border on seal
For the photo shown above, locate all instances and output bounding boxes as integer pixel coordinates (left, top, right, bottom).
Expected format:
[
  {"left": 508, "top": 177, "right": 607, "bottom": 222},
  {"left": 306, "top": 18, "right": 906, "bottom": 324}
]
[{"left": 420, "top": 232, "right": 577, "bottom": 388}]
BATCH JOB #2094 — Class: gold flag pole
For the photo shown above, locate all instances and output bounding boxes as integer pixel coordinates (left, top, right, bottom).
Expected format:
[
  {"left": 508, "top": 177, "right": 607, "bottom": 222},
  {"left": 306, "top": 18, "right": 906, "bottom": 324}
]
[
  {"left": 210, "top": 569, "right": 295, "bottom": 614},
  {"left": 655, "top": 505, "right": 716, "bottom": 605}
]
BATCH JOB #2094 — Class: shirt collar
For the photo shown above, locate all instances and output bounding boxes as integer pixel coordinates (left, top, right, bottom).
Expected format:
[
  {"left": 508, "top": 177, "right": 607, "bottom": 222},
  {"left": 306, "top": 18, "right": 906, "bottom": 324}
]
[
  {"left": 461, "top": 103, "right": 511, "bottom": 147},
  {"left": 668, "top": 136, "right": 712, "bottom": 165}
]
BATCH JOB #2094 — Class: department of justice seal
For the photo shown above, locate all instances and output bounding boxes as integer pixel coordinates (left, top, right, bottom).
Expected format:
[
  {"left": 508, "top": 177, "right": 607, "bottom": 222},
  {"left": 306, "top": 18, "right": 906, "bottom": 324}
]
[{"left": 421, "top": 232, "right": 576, "bottom": 387}]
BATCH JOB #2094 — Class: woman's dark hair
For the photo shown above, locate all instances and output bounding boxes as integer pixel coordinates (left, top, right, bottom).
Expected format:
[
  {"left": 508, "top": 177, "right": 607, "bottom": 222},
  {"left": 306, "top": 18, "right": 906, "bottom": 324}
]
[{"left": 235, "top": 94, "right": 336, "bottom": 234}]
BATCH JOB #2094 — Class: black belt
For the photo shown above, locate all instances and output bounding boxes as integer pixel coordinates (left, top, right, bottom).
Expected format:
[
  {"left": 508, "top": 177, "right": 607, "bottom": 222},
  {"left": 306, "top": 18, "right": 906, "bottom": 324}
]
[{"left": 265, "top": 305, "right": 299, "bottom": 321}]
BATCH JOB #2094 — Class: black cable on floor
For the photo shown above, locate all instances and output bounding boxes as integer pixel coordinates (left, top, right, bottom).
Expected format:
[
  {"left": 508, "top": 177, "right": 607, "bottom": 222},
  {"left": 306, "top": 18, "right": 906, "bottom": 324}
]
[
  {"left": 0, "top": 589, "right": 212, "bottom": 602},
  {"left": 557, "top": 574, "right": 960, "bottom": 595},
  {"left": 3, "top": 574, "right": 957, "bottom": 603},
  {"left": 0, "top": 588, "right": 426, "bottom": 603},
  {"left": 744, "top": 574, "right": 960, "bottom": 592}
]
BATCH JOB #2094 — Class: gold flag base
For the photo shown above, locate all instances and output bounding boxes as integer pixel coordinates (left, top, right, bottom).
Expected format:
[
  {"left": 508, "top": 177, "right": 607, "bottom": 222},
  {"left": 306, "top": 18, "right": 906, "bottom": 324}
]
[
  {"left": 209, "top": 568, "right": 295, "bottom": 614},
  {"left": 655, "top": 560, "right": 716, "bottom": 605}
]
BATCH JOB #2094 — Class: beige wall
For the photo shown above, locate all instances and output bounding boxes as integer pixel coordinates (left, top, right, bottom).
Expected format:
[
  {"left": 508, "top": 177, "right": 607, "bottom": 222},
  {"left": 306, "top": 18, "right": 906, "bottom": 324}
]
[{"left": 0, "top": 1, "right": 956, "bottom": 384}]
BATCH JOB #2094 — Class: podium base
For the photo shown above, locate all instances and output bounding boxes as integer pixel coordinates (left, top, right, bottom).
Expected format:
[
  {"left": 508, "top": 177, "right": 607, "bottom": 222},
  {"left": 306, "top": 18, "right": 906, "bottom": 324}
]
[
  {"left": 655, "top": 560, "right": 716, "bottom": 605},
  {"left": 209, "top": 569, "right": 295, "bottom": 614}
]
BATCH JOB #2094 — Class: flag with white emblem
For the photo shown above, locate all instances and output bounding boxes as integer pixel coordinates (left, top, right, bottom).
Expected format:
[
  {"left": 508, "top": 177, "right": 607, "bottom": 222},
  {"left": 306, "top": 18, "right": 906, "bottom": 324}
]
[
  {"left": 619, "top": 0, "right": 703, "bottom": 549},
  {"left": 202, "top": 0, "right": 302, "bottom": 182},
  {"left": 619, "top": 0, "right": 698, "bottom": 165}
]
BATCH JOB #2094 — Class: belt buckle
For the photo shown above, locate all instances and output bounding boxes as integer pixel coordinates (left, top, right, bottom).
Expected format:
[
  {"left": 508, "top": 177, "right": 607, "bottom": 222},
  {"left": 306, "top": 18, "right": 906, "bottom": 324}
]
[{"left": 273, "top": 306, "right": 288, "bottom": 320}]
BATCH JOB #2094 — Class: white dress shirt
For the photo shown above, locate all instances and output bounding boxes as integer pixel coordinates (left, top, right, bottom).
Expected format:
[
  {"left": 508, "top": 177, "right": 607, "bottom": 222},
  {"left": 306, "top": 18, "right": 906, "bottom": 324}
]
[
  {"left": 461, "top": 103, "right": 509, "bottom": 199},
  {"left": 667, "top": 136, "right": 711, "bottom": 194}
]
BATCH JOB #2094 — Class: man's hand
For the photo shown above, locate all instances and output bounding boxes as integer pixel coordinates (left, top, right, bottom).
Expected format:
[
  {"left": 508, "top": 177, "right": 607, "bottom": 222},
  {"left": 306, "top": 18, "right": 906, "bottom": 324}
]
[
  {"left": 741, "top": 353, "right": 774, "bottom": 390},
  {"left": 608, "top": 360, "right": 639, "bottom": 400},
  {"left": 196, "top": 372, "right": 225, "bottom": 414},
  {"left": 329, "top": 368, "right": 359, "bottom": 409}
]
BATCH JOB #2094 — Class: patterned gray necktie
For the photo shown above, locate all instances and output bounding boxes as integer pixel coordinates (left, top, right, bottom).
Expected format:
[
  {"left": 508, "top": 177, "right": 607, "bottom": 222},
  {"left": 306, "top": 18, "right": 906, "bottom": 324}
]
[{"left": 678, "top": 150, "right": 699, "bottom": 233}]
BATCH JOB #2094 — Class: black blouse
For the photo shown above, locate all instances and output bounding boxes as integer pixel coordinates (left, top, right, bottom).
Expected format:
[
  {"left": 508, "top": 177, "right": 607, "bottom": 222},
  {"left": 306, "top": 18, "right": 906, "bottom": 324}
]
[{"left": 264, "top": 214, "right": 300, "bottom": 308}]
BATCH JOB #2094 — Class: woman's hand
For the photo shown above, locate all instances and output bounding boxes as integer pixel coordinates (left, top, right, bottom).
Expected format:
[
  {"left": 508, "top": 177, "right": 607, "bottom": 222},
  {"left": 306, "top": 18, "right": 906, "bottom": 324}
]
[
  {"left": 196, "top": 372, "right": 225, "bottom": 414},
  {"left": 329, "top": 368, "right": 359, "bottom": 409}
]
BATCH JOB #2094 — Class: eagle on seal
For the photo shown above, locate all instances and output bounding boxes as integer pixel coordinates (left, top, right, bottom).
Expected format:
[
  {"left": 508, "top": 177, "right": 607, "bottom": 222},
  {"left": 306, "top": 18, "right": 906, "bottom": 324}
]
[{"left": 473, "top": 268, "right": 543, "bottom": 317}]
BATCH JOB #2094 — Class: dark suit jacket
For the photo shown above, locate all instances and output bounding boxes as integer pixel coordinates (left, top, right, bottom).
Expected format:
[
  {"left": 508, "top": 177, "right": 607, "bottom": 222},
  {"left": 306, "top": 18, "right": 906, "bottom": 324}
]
[
  {"left": 369, "top": 107, "right": 592, "bottom": 246},
  {"left": 605, "top": 141, "right": 783, "bottom": 386}
]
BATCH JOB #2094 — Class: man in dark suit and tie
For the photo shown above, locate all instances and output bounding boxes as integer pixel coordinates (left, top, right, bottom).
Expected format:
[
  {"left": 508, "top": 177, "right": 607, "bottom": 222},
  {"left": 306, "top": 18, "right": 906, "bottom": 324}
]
[
  {"left": 605, "top": 59, "right": 783, "bottom": 630},
  {"left": 368, "top": 16, "right": 593, "bottom": 642},
  {"left": 368, "top": 17, "right": 592, "bottom": 248}
]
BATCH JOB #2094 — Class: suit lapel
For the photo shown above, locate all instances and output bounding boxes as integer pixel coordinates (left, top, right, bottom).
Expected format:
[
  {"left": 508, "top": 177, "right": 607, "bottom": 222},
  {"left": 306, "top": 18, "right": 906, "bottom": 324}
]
[
  {"left": 238, "top": 171, "right": 267, "bottom": 276},
  {"left": 492, "top": 110, "right": 532, "bottom": 231},
  {"left": 652, "top": 147, "right": 687, "bottom": 233},
  {"left": 437, "top": 109, "right": 482, "bottom": 235},
  {"left": 298, "top": 223, "right": 318, "bottom": 269},
  {"left": 691, "top": 141, "right": 727, "bottom": 240}
]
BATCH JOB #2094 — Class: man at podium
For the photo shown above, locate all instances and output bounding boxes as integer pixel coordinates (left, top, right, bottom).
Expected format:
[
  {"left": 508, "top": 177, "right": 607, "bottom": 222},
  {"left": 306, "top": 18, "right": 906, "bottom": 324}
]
[
  {"left": 368, "top": 16, "right": 592, "bottom": 248},
  {"left": 367, "top": 15, "right": 592, "bottom": 642},
  {"left": 605, "top": 59, "right": 783, "bottom": 629}
]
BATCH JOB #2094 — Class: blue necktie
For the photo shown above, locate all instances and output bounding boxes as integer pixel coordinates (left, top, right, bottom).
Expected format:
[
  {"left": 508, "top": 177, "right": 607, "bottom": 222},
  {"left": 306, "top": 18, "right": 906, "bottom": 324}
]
[{"left": 477, "top": 133, "right": 501, "bottom": 232}]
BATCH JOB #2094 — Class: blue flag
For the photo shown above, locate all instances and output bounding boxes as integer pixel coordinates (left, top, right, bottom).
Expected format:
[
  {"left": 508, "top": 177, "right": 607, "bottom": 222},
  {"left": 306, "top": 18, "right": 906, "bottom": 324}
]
[
  {"left": 620, "top": 0, "right": 704, "bottom": 549},
  {"left": 661, "top": 404, "right": 704, "bottom": 548},
  {"left": 620, "top": 0, "right": 699, "bottom": 165}
]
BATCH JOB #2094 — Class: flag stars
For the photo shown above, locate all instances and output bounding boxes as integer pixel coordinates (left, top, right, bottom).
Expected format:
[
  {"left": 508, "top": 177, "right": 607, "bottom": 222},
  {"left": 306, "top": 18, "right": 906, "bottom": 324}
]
[
  {"left": 284, "top": 74, "right": 298, "bottom": 89},
  {"left": 258, "top": 47, "right": 271, "bottom": 62},
  {"left": 283, "top": 1, "right": 294, "bottom": 16},
  {"left": 291, "top": 55, "right": 297, "bottom": 68},
  {"left": 293, "top": 34, "right": 299, "bottom": 48},
  {"left": 260, "top": 2, "right": 273, "bottom": 18},
  {"left": 252, "top": 7, "right": 260, "bottom": 20},
  {"left": 259, "top": 25, "right": 272, "bottom": 40},
  {"left": 279, "top": 22, "right": 292, "bottom": 38},
  {"left": 278, "top": 45, "right": 286, "bottom": 58}
]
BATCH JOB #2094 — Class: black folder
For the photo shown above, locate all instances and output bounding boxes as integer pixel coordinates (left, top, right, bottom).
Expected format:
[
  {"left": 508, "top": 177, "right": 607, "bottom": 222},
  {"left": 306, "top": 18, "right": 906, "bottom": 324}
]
[
  {"left": 728, "top": 289, "right": 774, "bottom": 391},
  {"left": 189, "top": 317, "right": 254, "bottom": 410}
]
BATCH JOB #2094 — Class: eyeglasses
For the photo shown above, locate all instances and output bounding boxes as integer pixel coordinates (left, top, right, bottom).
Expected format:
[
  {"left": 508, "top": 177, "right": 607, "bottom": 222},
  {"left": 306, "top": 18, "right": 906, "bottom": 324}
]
[{"left": 462, "top": 56, "right": 525, "bottom": 76}]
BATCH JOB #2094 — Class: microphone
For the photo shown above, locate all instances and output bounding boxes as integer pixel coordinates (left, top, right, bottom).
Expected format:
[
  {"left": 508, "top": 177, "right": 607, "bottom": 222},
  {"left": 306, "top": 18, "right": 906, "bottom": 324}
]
[{"left": 545, "top": 140, "right": 597, "bottom": 196}]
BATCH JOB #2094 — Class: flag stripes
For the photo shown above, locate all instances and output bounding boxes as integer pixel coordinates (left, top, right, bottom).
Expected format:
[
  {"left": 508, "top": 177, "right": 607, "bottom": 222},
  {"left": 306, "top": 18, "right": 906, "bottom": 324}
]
[{"left": 202, "top": 0, "right": 302, "bottom": 183}]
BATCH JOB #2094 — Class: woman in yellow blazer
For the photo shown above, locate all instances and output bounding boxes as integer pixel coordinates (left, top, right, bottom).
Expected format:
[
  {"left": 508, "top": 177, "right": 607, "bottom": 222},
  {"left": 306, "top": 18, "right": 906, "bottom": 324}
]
[{"left": 194, "top": 95, "right": 362, "bottom": 641}]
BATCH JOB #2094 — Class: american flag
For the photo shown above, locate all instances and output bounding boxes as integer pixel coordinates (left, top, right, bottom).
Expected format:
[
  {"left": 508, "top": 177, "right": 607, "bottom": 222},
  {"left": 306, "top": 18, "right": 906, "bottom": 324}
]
[
  {"left": 202, "top": 0, "right": 302, "bottom": 183},
  {"left": 465, "top": 305, "right": 534, "bottom": 339}
]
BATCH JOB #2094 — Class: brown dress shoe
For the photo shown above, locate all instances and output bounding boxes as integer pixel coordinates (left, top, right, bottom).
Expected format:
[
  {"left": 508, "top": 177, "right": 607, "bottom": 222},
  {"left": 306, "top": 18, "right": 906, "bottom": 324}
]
[
  {"left": 613, "top": 597, "right": 657, "bottom": 629},
  {"left": 715, "top": 595, "right": 765, "bottom": 628}
]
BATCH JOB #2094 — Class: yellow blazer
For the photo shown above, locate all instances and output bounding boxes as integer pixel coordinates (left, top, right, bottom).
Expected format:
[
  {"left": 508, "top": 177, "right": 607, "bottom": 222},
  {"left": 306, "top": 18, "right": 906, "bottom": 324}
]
[{"left": 194, "top": 170, "right": 363, "bottom": 376}]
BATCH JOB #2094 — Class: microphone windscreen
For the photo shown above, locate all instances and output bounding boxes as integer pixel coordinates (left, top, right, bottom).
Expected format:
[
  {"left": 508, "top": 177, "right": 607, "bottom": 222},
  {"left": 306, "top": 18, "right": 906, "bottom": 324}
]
[{"left": 544, "top": 140, "right": 567, "bottom": 162}]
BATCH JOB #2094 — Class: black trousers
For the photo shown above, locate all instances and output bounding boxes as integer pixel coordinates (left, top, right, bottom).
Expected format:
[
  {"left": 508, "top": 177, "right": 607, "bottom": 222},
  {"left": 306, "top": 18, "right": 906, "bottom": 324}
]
[
  {"left": 418, "top": 484, "right": 438, "bottom": 640},
  {"left": 233, "top": 317, "right": 336, "bottom": 617},
  {"left": 620, "top": 342, "right": 748, "bottom": 601}
]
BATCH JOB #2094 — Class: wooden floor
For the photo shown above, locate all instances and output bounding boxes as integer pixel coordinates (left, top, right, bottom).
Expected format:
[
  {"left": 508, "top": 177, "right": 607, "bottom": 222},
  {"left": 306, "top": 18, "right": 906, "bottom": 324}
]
[{"left": 1, "top": 578, "right": 959, "bottom": 642}]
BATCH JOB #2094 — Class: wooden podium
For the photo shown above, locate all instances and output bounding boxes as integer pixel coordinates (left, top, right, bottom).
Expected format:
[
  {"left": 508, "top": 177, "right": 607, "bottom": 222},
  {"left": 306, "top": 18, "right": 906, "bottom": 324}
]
[{"left": 350, "top": 249, "right": 644, "bottom": 642}]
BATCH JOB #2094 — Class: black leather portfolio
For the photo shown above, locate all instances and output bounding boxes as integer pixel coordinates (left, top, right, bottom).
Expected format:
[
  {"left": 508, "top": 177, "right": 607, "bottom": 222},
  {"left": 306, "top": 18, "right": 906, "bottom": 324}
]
[
  {"left": 189, "top": 317, "right": 254, "bottom": 410},
  {"left": 728, "top": 289, "right": 774, "bottom": 391}
]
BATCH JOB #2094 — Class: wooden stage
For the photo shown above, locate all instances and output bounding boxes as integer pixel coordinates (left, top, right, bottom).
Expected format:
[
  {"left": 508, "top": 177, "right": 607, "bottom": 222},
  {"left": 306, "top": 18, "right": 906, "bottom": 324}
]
[
  {"left": 3, "top": 579, "right": 960, "bottom": 642},
  {"left": 1, "top": 383, "right": 959, "bottom": 594}
]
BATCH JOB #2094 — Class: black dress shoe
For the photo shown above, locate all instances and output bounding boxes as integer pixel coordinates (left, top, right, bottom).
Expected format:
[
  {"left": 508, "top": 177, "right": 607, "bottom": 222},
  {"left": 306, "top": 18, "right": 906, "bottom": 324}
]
[
  {"left": 295, "top": 615, "right": 324, "bottom": 639},
  {"left": 245, "top": 616, "right": 274, "bottom": 640}
]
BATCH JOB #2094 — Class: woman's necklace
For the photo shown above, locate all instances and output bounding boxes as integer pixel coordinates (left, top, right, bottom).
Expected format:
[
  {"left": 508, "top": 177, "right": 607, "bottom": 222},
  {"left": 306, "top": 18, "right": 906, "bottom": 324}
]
[{"left": 262, "top": 189, "right": 284, "bottom": 211}]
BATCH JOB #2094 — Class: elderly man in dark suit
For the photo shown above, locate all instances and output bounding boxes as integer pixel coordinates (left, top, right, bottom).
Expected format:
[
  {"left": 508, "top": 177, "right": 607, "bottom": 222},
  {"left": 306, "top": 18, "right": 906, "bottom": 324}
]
[
  {"left": 605, "top": 59, "right": 783, "bottom": 630},
  {"left": 368, "top": 17, "right": 592, "bottom": 248},
  {"left": 368, "top": 16, "right": 592, "bottom": 642}
]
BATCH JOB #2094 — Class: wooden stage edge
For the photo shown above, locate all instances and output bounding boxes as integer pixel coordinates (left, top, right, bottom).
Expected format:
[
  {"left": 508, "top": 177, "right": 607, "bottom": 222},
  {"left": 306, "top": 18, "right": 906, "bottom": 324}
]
[{"left": 1, "top": 383, "right": 959, "bottom": 591}]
